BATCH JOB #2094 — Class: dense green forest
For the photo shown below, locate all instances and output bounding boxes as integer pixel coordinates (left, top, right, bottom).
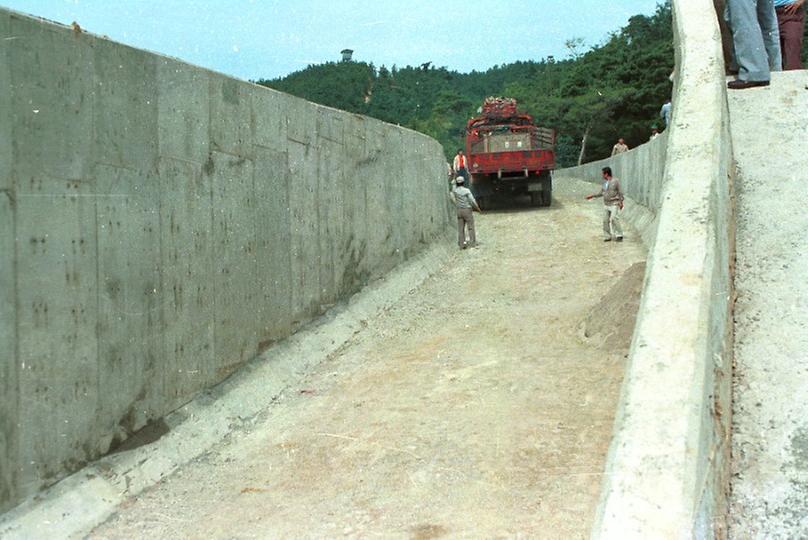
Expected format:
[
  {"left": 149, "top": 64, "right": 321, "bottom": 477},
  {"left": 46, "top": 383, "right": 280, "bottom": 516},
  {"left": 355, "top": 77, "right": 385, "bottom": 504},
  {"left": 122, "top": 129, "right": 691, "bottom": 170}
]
[{"left": 257, "top": 3, "right": 674, "bottom": 166}]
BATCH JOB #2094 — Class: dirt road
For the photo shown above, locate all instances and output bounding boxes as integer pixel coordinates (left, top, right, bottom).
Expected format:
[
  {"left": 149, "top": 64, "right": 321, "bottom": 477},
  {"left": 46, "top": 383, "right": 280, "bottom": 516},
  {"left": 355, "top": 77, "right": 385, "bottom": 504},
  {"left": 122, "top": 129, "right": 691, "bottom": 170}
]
[{"left": 90, "top": 194, "right": 646, "bottom": 539}]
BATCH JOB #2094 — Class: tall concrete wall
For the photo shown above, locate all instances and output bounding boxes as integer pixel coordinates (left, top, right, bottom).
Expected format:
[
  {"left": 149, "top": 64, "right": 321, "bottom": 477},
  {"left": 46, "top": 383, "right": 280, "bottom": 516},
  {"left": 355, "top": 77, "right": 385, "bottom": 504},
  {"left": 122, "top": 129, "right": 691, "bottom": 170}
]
[
  {"left": 0, "top": 9, "right": 451, "bottom": 513},
  {"left": 560, "top": 1, "right": 735, "bottom": 536}
]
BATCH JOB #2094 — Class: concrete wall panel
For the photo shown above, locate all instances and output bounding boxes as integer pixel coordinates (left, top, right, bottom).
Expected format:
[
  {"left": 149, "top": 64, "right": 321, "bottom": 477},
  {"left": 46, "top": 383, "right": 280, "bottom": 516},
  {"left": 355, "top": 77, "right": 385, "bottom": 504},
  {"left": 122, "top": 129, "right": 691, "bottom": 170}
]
[
  {"left": 158, "top": 157, "right": 215, "bottom": 410},
  {"left": 9, "top": 15, "right": 93, "bottom": 185},
  {"left": 253, "top": 147, "right": 293, "bottom": 342},
  {"left": 210, "top": 75, "right": 252, "bottom": 158},
  {"left": 157, "top": 59, "right": 210, "bottom": 164},
  {"left": 15, "top": 182, "right": 98, "bottom": 493},
  {"left": 287, "top": 140, "right": 321, "bottom": 321},
  {"left": 0, "top": 194, "right": 17, "bottom": 511},
  {"left": 315, "top": 110, "right": 345, "bottom": 306},
  {"left": 210, "top": 151, "right": 259, "bottom": 377},
  {"left": 92, "top": 39, "right": 158, "bottom": 171},
  {"left": 95, "top": 165, "right": 163, "bottom": 446},
  {"left": 338, "top": 120, "right": 370, "bottom": 296},
  {"left": 0, "top": 11, "right": 11, "bottom": 190},
  {"left": 0, "top": 7, "right": 451, "bottom": 513},
  {"left": 252, "top": 87, "right": 287, "bottom": 152}
]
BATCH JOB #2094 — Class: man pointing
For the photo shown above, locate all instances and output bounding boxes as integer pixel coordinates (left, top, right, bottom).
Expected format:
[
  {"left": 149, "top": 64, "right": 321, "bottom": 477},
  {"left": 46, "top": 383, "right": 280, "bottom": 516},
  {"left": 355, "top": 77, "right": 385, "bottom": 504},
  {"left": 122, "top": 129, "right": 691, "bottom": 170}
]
[{"left": 586, "top": 166, "right": 624, "bottom": 242}]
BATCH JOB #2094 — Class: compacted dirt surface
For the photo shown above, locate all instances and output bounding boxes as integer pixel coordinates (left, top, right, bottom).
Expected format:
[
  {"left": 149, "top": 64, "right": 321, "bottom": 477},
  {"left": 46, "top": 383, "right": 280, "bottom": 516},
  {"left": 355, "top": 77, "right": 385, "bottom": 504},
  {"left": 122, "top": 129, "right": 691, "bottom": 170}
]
[{"left": 89, "top": 194, "right": 646, "bottom": 539}]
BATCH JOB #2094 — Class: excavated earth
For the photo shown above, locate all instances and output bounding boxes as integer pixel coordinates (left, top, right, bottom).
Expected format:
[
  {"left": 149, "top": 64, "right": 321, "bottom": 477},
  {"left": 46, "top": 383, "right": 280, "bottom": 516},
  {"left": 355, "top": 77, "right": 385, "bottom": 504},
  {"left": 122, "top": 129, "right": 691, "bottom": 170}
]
[{"left": 89, "top": 193, "right": 646, "bottom": 539}]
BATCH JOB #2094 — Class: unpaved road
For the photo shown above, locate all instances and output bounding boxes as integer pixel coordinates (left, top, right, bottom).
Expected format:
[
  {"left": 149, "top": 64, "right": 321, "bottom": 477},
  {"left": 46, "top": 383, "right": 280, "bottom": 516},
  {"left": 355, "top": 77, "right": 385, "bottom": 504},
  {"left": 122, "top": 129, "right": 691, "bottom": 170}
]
[{"left": 90, "top": 194, "right": 645, "bottom": 539}]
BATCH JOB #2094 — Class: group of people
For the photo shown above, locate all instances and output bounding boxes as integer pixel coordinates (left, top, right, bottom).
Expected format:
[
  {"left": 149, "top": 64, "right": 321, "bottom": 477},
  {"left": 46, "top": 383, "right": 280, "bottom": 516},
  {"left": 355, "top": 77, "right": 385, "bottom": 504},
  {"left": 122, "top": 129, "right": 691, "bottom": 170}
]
[
  {"left": 724, "top": 0, "right": 805, "bottom": 89},
  {"left": 447, "top": 164, "right": 624, "bottom": 250}
]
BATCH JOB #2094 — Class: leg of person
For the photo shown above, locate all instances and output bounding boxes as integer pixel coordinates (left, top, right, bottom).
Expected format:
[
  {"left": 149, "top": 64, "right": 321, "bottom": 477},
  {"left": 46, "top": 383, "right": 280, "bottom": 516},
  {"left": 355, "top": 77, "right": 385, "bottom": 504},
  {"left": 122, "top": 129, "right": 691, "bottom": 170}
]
[
  {"left": 758, "top": 0, "right": 782, "bottom": 70},
  {"left": 727, "top": 0, "right": 772, "bottom": 81},
  {"left": 602, "top": 207, "right": 613, "bottom": 241},
  {"left": 467, "top": 213, "right": 477, "bottom": 247},
  {"left": 610, "top": 206, "right": 624, "bottom": 241},
  {"left": 457, "top": 210, "right": 467, "bottom": 248},
  {"left": 778, "top": 6, "right": 806, "bottom": 70}
]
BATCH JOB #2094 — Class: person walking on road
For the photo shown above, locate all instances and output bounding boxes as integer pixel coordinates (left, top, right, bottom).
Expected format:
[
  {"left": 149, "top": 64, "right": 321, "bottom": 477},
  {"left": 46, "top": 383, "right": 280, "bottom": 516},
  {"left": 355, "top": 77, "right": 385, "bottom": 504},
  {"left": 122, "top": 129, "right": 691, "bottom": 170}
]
[
  {"left": 453, "top": 149, "right": 470, "bottom": 181},
  {"left": 586, "top": 166, "right": 624, "bottom": 242},
  {"left": 450, "top": 176, "right": 481, "bottom": 249},
  {"left": 611, "top": 138, "right": 629, "bottom": 157}
]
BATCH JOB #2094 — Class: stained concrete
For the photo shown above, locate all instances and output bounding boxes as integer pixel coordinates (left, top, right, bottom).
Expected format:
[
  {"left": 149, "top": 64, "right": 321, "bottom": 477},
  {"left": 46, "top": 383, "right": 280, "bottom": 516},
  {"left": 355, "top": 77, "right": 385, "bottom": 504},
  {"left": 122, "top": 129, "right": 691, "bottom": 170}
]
[
  {"left": 553, "top": 1, "right": 736, "bottom": 535},
  {"left": 728, "top": 70, "right": 808, "bottom": 538},
  {"left": 0, "top": 6, "right": 450, "bottom": 513}
]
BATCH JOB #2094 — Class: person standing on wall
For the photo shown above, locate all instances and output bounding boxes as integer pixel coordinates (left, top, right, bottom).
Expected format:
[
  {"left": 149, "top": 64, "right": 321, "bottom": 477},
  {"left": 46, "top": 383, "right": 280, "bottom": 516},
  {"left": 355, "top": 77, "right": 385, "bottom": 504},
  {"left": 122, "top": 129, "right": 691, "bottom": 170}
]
[
  {"left": 450, "top": 176, "right": 481, "bottom": 249},
  {"left": 726, "top": 0, "right": 782, "bottom": 89},
  {"left": 775, "top": 0, "right": 805, "bottom": 69},
  {"left": 453, "top": 149, "right": 470, "bottom": 181},
  {"left": 660, "top": 99, "right": 672, "bottom": 128},
  {"left": 611, "top": 138, "right": 629, "bottom": 157},
  {"left": 585, "top": 167, "right": 624, "bottom": 242}
]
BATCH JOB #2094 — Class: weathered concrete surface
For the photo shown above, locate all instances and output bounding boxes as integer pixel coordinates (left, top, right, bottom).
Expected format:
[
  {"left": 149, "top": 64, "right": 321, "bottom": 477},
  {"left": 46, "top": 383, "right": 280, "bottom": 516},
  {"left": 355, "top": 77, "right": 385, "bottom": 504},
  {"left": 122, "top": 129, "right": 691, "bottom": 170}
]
[
  {"left": 556, "top": 1, "right": 735, "bottom": 536},
  {"left": 71, "top": 195, "right": 644, "bottom": 539},
  {"left": 0, "top": 7, "right": 451, "bottom": 513},
  {"left": 728, "top": 70, "right": 808, "bottom": 538},
  {"left": 0, "top": 242, "right": 453, "bottom": 539}
]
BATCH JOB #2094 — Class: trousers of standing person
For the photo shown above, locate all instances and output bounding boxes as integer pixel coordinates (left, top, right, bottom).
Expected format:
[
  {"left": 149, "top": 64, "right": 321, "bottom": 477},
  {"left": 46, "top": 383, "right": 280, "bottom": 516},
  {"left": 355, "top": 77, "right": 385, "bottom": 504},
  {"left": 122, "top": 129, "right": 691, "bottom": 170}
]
[
  {"left": 449, "top": 177, "right": 481, "bottom": 249},
  {"left": 602, "top": 205, "right": 623, "bottom": 241},
  {"left": 586, "top": 167, "right": 625, "bottom": 242},
  {"left": 457, "top": 208, "right": 476, "bottom": 247}
]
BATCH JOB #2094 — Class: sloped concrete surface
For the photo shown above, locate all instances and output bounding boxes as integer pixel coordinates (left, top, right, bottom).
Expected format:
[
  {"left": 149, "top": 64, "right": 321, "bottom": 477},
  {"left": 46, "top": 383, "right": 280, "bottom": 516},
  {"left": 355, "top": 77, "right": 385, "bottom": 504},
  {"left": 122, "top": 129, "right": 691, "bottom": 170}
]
[{"left": 729, "top": 70, "right": 808, "bottom": 538}]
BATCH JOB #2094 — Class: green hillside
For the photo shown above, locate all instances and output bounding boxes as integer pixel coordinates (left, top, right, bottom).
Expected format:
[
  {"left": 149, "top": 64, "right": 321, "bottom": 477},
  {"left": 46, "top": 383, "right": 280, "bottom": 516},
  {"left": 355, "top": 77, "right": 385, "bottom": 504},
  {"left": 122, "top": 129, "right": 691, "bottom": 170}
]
[{"left": 257, "top": 2, "right": 674, "bottom": 166}]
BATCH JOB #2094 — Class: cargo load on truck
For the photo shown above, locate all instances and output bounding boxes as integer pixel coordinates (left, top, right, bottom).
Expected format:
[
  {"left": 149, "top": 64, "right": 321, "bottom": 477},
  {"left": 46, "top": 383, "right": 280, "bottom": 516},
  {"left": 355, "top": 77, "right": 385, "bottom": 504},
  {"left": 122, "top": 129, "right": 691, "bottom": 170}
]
[{"left": 465, "top": 97, "right": 556, "bottom": 208}]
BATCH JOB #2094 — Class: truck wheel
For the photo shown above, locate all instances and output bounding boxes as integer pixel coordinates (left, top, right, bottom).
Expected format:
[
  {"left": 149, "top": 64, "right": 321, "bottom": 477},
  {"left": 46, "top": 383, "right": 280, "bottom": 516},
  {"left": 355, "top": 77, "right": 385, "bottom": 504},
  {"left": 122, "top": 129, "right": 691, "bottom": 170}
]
[
  {"left": 541, "top": 190, "right": 552, "bottom": 207},
  {"left": 530, "top": 192, "right": 542, "bottom": 207}
]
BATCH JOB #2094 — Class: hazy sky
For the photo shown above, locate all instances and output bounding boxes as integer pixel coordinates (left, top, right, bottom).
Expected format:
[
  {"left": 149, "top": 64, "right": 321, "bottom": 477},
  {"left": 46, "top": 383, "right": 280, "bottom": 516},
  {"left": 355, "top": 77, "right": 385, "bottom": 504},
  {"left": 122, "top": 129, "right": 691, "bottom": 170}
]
[{"left": 2, "top": 1, "right": 664, "bottom": 81}]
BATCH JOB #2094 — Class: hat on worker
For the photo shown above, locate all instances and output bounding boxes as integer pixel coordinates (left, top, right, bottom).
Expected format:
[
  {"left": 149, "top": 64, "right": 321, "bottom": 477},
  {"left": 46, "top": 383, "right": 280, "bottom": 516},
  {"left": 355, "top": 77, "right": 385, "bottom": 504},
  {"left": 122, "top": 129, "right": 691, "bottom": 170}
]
[{"left": 455, "top": 176, "right": 465, "bottom": 183}]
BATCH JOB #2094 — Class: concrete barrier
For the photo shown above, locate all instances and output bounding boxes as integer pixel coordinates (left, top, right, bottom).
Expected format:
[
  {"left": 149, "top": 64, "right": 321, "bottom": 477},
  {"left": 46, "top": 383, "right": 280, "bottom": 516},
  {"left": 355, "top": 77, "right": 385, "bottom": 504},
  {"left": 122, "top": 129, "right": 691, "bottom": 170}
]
[
  {"left": 0, "top": 8, "right": 451, "bottom": 513},
  {"left": 555, "top": 1, "right": 734, "bottom": 536}
]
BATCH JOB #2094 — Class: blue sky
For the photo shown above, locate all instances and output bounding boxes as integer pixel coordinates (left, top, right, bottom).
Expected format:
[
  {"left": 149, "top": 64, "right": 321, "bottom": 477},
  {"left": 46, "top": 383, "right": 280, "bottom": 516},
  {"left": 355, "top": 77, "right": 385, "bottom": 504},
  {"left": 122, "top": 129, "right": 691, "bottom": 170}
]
[{"left": 1, "top": 1, "right": 664, "bottom": 80}]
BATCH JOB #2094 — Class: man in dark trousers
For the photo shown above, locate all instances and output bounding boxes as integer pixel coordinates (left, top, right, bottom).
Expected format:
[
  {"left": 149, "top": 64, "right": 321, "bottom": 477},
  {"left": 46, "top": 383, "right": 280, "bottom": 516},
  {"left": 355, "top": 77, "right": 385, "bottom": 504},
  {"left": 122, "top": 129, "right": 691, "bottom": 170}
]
[
  {"left": 586, "top": 167, "right": 624, "bottom": 242},
  {"left": 450, "top": 176, "right": 481, "bottom": 249}
]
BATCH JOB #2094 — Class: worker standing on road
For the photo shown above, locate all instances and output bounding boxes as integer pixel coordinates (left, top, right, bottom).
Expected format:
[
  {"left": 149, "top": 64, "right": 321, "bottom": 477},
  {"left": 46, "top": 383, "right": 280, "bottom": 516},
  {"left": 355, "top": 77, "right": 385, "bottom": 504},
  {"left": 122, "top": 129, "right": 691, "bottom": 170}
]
[
  {"left": 585, "top": 166, "right": 624, "bottom": 242},
  {"left": 450, "top": 176, "right": 481, "bottom": 249},
  {"left": 453, "top": 149, "right": 470, "bottom": 181}
]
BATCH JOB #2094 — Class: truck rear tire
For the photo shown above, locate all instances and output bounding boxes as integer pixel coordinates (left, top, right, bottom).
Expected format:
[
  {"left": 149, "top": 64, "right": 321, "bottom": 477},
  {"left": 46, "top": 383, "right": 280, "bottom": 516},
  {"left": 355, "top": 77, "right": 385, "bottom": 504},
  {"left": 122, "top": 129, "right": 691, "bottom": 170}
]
[
  {"left": 540, "top": 190, "right": 552, "bottom": 207},
  {"left": 530, "top": 192, "right": 542, "bottom": 207}
]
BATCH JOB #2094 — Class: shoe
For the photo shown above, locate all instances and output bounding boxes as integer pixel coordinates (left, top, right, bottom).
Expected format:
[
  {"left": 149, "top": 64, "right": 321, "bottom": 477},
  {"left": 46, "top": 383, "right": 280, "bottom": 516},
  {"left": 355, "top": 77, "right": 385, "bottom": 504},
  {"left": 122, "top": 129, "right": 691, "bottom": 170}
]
[
  {"left": 727, "top": 79, "right": 769, "bottom": 90},
  {"left": 460, "top": 243, "right": 467, "bottom": 250},
  {"left": 616, "top": 236, "right": 623, "bottom": 242},
  {"left": 603, "top": 237, "right": 612, "bottom": 242}
]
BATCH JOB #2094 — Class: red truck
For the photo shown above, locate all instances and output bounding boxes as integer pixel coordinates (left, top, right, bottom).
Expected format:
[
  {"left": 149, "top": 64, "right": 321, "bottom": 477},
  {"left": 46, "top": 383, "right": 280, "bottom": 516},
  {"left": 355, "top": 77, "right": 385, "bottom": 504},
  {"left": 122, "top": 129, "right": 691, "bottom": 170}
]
[{"left": 465, "top": 97, "right": 556, "bottom": 207}]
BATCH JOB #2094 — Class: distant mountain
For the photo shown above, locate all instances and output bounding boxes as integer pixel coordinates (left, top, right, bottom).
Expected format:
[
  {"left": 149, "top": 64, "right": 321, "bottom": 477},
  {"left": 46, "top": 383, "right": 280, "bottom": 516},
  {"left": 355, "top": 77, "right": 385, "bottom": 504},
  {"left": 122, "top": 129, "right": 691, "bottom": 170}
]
[{"left": 257, "top": 2, "right": 674, "bottom": 166}]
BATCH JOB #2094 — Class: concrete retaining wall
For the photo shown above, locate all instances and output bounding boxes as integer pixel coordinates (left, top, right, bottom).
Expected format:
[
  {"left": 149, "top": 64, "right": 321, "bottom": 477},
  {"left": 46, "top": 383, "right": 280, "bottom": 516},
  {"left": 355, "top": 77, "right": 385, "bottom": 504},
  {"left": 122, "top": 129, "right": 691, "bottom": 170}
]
[
  {"left": 0, "top": 9, "right": 451, "bottom": 513},
  {"left": 556, "top": 1, "right": 735, "bottom": 536}
]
